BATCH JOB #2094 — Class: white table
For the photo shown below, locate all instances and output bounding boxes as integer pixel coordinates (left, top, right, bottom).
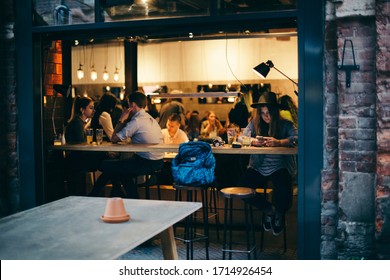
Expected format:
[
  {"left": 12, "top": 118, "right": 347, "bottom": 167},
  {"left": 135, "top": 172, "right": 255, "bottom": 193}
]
[{"left": 0, "top": 196, "right": 201, "bottom": 260}]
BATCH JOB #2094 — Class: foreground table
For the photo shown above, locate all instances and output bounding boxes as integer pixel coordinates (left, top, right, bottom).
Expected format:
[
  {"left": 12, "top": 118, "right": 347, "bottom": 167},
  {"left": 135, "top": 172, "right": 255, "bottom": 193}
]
[{"left": 0, "top": 196, "right": 201, "bottom": 260}]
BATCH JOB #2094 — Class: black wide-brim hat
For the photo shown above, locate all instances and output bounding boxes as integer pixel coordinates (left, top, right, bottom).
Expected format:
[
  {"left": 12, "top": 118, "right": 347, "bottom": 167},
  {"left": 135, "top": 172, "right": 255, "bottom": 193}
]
[{"left": 250, "top": 92, "right": 278, "bottom": 108}]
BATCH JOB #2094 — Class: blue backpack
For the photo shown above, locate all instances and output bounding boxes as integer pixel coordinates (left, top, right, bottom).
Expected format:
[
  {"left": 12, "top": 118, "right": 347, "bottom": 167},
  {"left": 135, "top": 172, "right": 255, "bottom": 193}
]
[{"left": 172, "top": 141, "right": 216, "bottom": 186}]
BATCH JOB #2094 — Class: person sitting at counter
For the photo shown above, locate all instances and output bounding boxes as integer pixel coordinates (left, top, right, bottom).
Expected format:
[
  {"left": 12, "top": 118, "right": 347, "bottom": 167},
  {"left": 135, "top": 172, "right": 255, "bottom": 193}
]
[
  {"left": 161, "top": 113, "right": 189, "bottom": 144},
  {"left": 185, "top": 111, "right": 201, "bottom": 141},
  {"left": 64, "top": 95, "right": 103, "bottom": 195},
  {"left": 238, "top": 92, "right": 298, "bottom": 236},
  {"left": 200, "top": 111, "right": 226, "bottom": 138},
  {"left": 90, "top": 92, "right": 119, "bottom": 141},
  {"left": 92, "top": 91, "right": 164, "bottom": 199}
]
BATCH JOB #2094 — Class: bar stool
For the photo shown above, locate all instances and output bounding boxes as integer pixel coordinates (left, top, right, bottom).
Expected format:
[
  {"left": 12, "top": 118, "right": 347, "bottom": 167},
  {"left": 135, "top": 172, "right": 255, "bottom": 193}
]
[
  {"left": 220, "top": 187, "right": 257, "bottom": 260},
  {"left": 174, "top": 183, "right": 210, "bottom": 260},
  {"left": 136, "top": 169, "right": 162, "bottom": 200}
]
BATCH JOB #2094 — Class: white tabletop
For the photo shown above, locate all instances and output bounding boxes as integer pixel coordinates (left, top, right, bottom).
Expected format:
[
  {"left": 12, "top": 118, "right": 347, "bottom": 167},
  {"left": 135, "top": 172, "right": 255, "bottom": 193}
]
[{"left": 0, "top": 196, "right": 201, "bottom": 260}]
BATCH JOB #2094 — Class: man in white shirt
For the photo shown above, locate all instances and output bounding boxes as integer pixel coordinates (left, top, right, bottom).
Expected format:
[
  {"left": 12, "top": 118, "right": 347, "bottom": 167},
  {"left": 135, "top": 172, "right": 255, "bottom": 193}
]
[{"left": 161, "top": 113, "right": 189, "bottom": 144}]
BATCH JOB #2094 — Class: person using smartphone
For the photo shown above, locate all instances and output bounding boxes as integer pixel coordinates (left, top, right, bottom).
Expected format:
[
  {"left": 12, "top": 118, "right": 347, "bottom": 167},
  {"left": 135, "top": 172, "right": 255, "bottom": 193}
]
[{"left": 239, "top": 92, "right": 298, "bottom": 236}]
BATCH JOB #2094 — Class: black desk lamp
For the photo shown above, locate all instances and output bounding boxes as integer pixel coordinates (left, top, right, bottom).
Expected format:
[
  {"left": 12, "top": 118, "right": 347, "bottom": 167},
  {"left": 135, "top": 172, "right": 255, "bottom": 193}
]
[{"left": 253, "top": 60, "right": 298, "bottom": 95}]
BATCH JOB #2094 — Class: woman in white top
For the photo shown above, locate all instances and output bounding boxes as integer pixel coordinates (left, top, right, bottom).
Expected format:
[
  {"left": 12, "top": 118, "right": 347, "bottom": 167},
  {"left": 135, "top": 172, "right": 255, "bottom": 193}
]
[{"left": 91, "top": 92, "right": 118, "bottom": 141}]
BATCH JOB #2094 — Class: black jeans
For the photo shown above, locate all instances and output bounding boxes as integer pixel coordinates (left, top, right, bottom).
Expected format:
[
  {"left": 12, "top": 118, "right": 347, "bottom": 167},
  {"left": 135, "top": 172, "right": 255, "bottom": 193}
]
[
  {"left": 94, "top": 154, "right": 164, "bottom": 198},
  {"left": 238, "top": 168, "right": 293, "bottom": 213}
]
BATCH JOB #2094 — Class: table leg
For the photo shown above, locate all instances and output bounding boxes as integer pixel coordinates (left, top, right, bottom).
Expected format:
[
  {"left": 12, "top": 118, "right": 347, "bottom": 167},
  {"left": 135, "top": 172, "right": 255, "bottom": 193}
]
[{"left": 160, "top": 226, "right": 178, "bottom": 260}]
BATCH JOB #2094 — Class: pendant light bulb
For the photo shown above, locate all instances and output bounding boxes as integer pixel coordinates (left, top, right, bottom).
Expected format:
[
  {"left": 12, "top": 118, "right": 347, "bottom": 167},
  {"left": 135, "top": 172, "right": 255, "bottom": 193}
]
[
  {"left": 90, "top": 67, "right": 97, "bottom": 81},
  {"left": 103, "top": 67, "right": 109, "bottom": 81},
  {"left": 113, "top": 68, "right": 119, "bottom": 82},
  {"left": 77, "top": 64, "right": 84, "bottom": 80}
]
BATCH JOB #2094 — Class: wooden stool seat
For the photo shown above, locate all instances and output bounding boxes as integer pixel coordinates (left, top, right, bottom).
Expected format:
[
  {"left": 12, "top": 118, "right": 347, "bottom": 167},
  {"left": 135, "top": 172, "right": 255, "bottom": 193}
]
[
  {"left": 220, "top": 187, "right": 257, "bottom": 260},
  {"left": 220, "top": 187, "right": 256, "bottom": 198}
]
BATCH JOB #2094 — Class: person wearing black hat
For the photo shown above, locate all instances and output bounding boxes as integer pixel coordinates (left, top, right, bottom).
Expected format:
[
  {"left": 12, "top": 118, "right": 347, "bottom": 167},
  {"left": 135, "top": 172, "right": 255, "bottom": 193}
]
[{"left": 238, "top": 91, "right": 298, "bottom": 236}]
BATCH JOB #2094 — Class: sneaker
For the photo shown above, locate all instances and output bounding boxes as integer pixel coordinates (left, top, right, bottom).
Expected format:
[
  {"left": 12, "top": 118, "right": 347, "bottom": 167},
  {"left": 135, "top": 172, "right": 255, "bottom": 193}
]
[
  {"left": 272, "top": 213, "right": 285, "bottom": 236},
  {"left": 263, "top": 214, "right": 273, "bottom": 232}
]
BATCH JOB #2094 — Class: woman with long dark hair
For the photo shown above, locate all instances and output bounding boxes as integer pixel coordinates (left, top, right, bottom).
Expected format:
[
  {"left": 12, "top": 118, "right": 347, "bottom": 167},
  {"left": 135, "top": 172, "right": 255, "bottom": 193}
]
[
  {"left": 239, "top": 92, "right": 297, "bottom": 236},
  {"left": 90, "top": 92, "right": 118, "bottom": 141}
]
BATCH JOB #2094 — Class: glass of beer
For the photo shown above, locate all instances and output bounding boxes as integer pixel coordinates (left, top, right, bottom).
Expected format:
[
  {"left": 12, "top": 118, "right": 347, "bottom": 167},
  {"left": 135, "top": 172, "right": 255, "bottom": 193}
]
[{"left": 86, "top": 128, "right": 93, "bottom": 144}]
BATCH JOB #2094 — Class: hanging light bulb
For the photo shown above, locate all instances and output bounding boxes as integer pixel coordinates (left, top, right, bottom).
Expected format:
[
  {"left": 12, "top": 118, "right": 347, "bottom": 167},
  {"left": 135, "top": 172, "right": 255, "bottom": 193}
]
[
  {"left": 113, "top": 68, "right": 119, "bottom": 82},
  {"left": 102, "top": 66, "right": 109, "bottom": 81},
  {"left": 90, "top": 67, "right": 97, "bottom": 81},
  {"left": 89, "top": 40, "right": 97, "bottom": 81},
  {"left": 77, "top": 64, "right": 84, "bottom": 79}
]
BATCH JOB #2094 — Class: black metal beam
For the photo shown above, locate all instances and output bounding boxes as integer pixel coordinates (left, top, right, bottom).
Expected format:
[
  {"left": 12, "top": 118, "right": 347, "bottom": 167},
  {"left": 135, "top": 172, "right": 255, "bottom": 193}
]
[{"left": 297, "top": 0, "right": 324, "bottom": 260}]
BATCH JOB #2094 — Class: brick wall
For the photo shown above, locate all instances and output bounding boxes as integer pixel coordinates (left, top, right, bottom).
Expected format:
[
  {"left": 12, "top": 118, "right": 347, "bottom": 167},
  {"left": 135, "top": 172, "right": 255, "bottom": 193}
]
[
  {"left": 375, "top": 0, "right": 390, "bottom": 259},
  {"left": 323, "top": 0, "right": 390, "bottom": 259},
  {"left": 0, "top": 0, "right": 19, "bottom": 217}
]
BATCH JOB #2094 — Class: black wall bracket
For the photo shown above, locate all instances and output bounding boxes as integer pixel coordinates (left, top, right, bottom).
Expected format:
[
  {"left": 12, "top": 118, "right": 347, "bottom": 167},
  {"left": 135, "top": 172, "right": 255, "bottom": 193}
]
[{"left": 337, "top": 39, "right": 360, "bottom": 88}]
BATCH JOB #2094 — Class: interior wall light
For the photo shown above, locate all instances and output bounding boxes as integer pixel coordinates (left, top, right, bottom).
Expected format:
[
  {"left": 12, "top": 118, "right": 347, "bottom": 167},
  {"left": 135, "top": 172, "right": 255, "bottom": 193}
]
[{"left": 253, "top": 60, "right": 298, "bottom": 95}]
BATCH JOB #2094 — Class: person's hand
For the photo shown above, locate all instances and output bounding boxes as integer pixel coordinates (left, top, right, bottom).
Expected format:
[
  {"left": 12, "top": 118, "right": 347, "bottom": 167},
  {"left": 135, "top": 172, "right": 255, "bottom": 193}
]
[
  {"left": 119, "top": 108, "right": 134, "bottom": 123},
  {"left": 262, "top": 137, "right": 280, "bottom": 147}
]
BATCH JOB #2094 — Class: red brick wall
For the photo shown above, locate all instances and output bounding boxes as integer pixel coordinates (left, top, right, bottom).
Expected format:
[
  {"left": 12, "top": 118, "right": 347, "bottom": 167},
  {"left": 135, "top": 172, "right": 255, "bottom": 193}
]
[
  {"left": 323, "top": 0, "right": 390, "bottom": 259},
  {"left": 375, "top": 0, "right": 390, "bottom": 258}
]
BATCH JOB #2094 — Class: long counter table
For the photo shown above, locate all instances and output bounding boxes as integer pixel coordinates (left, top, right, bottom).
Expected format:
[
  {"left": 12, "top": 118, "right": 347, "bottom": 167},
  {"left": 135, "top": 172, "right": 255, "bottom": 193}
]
[{"left": 50, "top": 142, "right": 298, "bottom": 155}]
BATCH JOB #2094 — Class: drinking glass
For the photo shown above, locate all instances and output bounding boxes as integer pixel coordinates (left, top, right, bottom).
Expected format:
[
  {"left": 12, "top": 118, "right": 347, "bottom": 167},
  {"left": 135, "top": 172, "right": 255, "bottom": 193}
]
[
  {"left": 226, "top": 128, "right": 237, "bottom": 145},
  {"left": 241, "top": 129, "right": 251, "bottom": 147},
  {"left": 95, "top": 129, "right": 104, "bottom": 145},
  {"left": 86, "top": 128, "right": 93, "bottom": 144}
]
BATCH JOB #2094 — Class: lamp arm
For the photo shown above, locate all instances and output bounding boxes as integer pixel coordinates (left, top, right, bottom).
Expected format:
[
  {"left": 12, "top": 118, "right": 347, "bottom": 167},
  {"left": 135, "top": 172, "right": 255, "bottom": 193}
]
[{"left": 272, "top": 66, "right": 298, "bottom": 86}]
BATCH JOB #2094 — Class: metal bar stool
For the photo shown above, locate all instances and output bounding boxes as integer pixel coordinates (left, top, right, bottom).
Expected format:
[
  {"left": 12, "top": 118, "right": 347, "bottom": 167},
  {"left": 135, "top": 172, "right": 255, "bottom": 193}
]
[
  {"left": 136, "top": 169, "right": 162, "bottom": 200},
  {"left": 174, "top": 183, "right": 209, "bottom": 260},
  {"left": 220, "top": 187, "right": 257, "bottom": 260}
]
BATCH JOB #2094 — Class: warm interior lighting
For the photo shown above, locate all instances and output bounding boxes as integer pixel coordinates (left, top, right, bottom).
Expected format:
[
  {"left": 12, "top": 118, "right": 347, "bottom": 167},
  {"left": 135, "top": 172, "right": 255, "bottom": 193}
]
[
  {"left": 90, "top": 40, "right": 97, "bottom": 81},
  {"left": 103, "top": 67, "right": 109, "bottom": 81},
  {"left": 77, "top": 64, "right": 84, "bottom": 79},
  {"left": 90, "top": 68, "right": 97, "bottom": 81},
  {"left": 113, "top": 68, "right": 119, "bottom": 81},
  {"left": 153, "top": 98, "right": 161, "bottom": 104},
  {"left": 227, "top": 97, "right": 235, "bottom": 103}
]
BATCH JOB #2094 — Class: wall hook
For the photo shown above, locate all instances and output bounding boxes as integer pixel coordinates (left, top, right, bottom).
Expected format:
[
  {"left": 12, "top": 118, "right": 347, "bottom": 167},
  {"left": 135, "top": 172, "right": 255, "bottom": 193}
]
[{"left": 337, "top": 39, "right": 360, "bottom": 88}]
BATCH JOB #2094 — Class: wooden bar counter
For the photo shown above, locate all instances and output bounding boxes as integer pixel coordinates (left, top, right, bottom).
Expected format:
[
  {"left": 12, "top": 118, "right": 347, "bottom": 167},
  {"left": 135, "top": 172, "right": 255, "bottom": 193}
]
[{"left": 50, "top": 142, "right": 298, "bottom": 155}]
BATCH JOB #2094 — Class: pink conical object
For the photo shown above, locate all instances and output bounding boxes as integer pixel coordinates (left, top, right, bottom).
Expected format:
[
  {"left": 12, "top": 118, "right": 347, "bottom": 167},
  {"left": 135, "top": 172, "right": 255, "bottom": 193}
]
[{"left": 101, "top": 197, "right": 130, "bottom": 223}]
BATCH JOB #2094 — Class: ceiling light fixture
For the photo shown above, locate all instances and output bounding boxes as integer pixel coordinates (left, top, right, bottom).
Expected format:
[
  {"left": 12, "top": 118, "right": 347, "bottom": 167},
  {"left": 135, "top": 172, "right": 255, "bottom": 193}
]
[{"left": 90, "top": 41, "right": 97, "bottom": 81}]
